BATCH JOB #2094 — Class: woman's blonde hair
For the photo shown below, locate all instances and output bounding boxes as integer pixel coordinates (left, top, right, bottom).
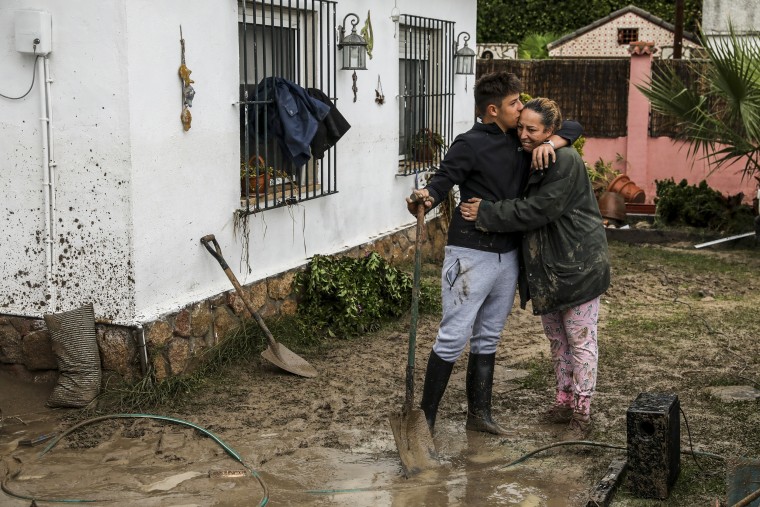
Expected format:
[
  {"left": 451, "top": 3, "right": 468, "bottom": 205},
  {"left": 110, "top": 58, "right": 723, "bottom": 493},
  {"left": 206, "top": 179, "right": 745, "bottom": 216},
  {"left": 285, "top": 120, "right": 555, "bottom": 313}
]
[{"left": 523, "top": 98, "right": 562, "bottom": 133}]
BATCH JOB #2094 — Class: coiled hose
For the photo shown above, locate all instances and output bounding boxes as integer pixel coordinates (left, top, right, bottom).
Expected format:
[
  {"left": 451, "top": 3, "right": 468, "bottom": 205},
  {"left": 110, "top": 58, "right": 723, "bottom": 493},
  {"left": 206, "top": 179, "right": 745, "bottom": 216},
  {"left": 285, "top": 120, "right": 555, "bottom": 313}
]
[{"left": 2, "top": 413, "right": 268, "bottom": 505}]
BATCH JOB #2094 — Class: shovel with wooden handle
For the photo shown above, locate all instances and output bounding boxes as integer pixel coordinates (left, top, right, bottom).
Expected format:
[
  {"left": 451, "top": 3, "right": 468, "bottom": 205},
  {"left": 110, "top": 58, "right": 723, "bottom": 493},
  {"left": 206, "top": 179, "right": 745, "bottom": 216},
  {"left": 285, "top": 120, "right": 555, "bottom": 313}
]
[
  {"left": 389, "top": 203, "right": 438, "bottom": 477},
  {"left": 201, "top": 234, "right": 317, "bottom": 378}
]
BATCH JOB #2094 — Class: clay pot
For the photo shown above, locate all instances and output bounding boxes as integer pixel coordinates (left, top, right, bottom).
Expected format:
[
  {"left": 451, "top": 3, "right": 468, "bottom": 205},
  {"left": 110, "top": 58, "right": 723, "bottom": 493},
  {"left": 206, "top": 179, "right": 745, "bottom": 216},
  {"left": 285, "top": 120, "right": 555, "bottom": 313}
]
[
  {"left": 598, "top": 191, "right": 627, "bottom": 222},
  {"left": 240, "top": 174, "right": 267, "bottom": 196},
  {"left": 607, "top": 174, "right": 646, "bottom": 203}
]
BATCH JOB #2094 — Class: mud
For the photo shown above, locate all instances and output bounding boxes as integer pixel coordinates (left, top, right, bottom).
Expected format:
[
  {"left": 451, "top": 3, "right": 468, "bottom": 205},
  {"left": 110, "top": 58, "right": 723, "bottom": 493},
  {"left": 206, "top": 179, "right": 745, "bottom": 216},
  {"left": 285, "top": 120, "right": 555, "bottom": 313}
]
[
  {"left": 2, "top": 242, "right": 759, "bottom": 506},
  {"left": 1, "top": 309, "right": 591, "bottom": 506}
]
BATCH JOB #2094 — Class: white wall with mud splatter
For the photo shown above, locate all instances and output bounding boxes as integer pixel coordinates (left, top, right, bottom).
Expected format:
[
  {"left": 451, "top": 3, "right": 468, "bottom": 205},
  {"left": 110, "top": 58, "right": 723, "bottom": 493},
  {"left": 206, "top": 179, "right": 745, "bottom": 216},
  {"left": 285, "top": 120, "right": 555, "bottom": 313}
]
[{"left": 1, "top": 0, "right": 477, "bottom": 325}]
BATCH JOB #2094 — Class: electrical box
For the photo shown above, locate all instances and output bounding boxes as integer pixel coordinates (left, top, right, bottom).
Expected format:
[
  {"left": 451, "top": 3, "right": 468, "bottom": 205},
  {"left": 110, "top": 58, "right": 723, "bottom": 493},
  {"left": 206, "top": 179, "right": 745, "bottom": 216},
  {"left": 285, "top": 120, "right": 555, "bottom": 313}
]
[
  {"left": 626, "top": 392, "right": 681, "bottom": 499},
  {"left": 15, "top": 10, "right": 52, "bottom": 55}
]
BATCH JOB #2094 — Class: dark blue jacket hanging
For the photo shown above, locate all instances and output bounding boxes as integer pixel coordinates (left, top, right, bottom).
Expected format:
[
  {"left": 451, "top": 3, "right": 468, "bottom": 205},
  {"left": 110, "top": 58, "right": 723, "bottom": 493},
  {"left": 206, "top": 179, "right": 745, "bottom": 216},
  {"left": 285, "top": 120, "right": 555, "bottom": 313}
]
[{"left": 246, "top": 77, "right": 331, "bottom": 168}]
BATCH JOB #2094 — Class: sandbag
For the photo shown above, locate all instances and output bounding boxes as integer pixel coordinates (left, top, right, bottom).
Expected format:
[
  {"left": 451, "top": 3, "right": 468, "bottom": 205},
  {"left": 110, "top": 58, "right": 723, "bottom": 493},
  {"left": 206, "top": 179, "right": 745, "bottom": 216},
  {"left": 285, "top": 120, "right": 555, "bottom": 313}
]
[{"left": 43, "top": 303, "right": 101, "bottom": 408}]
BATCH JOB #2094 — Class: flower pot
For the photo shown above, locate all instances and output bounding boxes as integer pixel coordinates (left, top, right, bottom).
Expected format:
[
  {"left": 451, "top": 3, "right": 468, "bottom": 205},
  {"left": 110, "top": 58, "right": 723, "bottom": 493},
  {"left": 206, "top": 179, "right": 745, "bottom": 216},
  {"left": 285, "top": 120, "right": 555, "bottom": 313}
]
[
  {"left": 413, "top": 145, "right": 437, "bottom": 163},
  {"left": 241, "top": 174, "right": 267, "bottom": 196},
  {"left": 598, "top": 191, "right": 627, "bottom": 222},
  {"left": 607, "top": 174, "right": 645, "bottom": 203}
]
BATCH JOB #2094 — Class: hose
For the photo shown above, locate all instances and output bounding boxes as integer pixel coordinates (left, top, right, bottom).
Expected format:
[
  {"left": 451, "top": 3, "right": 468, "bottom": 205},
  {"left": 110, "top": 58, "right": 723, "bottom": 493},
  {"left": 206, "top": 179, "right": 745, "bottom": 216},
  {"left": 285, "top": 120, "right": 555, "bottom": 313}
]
[
  {"left": 498, "top": 440, "right": 726, "bottom": 469},
  {"left": 2, "top": 413, "right": 268, "bottom": 505},
  {"left": 500, "top": 440, "right": 627, "bottom": 469}
]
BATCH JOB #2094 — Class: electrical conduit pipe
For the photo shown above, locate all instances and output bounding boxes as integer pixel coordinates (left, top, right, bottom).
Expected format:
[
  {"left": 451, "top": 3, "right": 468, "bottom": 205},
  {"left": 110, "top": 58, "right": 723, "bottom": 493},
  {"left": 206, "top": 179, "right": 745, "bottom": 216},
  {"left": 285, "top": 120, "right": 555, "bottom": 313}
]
[{"left": 38, "top": 54, "right": 56, "bottom": 311}]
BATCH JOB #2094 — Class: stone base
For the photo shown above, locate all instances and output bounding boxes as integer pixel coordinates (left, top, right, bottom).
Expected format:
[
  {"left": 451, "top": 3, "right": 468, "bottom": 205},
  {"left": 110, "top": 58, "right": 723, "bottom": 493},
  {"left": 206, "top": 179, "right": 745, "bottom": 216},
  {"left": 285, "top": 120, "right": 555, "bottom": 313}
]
[{"left": 0, "top": 216, "right": 448, "bottom": 383}]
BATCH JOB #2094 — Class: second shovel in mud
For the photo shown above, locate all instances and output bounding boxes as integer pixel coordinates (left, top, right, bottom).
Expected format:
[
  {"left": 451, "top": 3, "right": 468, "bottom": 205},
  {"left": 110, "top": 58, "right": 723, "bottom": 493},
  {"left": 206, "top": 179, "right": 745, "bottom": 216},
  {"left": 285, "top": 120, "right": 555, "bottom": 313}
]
[{"left": 389, "top": 204, "right": 438, "bottom": 477}]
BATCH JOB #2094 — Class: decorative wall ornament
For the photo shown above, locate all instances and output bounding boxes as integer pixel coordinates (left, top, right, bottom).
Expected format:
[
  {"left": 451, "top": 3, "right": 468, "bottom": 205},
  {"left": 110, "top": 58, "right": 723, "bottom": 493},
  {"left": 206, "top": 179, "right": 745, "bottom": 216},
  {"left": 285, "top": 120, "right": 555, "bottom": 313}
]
[
  {"left": 360, "top": 10, "right": 374, "bottom": 59},
  {"left": 375, "top": 75, "right": 385, "bottom": 105},
  {"left": 179, "top": 26, "right": 195, "bottom": 131}
]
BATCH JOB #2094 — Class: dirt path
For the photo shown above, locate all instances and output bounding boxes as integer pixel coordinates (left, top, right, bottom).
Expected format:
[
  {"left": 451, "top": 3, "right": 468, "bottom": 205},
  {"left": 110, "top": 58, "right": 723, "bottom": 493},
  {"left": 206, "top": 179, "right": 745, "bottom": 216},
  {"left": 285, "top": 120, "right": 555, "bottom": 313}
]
[{"left": 2, "top": 241, "right": 759, "bottom": 506}]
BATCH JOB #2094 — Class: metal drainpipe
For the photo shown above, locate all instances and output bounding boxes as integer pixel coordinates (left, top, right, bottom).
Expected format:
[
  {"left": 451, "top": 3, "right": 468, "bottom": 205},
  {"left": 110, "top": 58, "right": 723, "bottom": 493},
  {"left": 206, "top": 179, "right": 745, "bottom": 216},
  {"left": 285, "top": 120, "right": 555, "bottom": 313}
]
[
  {"left": 135, "top": 324, "right": 149, "bottom": 376},
  {"left": 38, "top": 55, "right": 56, "bottom": 311}
]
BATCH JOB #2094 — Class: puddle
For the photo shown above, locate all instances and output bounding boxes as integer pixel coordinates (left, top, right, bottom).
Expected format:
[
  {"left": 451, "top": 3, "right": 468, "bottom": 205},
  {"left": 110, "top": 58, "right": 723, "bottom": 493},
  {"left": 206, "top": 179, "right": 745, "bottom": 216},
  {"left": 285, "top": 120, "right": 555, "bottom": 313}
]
[{"left": 1, "top": 422, "right": 593, "bottom": 506}]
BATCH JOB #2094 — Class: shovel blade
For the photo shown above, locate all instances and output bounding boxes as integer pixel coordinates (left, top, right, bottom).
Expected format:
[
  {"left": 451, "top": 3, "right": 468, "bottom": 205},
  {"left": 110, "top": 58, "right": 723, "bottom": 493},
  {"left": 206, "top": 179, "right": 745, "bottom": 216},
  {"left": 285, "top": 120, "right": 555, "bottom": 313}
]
[
  {"left": 389, "top": 408, "right": 438, "bottom": 477},
  {"left": 261, "top": 342, "right": 318, "bottom": 378}
]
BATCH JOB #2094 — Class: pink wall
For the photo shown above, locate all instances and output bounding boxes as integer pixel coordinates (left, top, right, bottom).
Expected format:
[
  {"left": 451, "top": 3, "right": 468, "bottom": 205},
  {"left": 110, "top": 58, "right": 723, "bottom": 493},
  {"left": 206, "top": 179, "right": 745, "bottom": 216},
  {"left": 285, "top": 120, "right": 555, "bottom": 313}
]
[
  {"left": 580, "top": 46, "right": 757, "bottom": 205},
  {"left": 582, "top": 137, "right": 756, "bottom": 204}
]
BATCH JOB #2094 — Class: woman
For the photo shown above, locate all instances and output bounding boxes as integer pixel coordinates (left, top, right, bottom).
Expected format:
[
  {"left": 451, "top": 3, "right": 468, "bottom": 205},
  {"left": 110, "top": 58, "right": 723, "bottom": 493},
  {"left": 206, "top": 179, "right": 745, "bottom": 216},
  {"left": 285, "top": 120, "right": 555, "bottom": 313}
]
[{"left": 460, "top": 98, "right": 610, "bottom": 437}]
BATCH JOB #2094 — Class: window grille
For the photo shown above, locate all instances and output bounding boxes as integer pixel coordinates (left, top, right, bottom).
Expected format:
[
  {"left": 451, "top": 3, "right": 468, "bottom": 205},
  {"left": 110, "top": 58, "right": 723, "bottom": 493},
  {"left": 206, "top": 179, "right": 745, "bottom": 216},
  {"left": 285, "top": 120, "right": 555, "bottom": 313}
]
[
  {"left": 397, "top": 15, "right": 455, "bottom": 177},
  {"left": 238, "top": 0, "right": 337, "bottom": 214},
  {"left": 617, "top": 28, "right": 639, "bottom": 45}
]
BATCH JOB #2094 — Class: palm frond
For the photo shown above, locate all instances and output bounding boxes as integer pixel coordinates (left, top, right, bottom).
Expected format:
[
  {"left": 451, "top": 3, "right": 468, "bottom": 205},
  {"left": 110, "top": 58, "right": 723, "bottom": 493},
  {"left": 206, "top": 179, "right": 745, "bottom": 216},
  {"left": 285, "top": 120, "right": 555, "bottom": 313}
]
[{"left": 637, "top": 22, "right": 760, "bottom": 179}]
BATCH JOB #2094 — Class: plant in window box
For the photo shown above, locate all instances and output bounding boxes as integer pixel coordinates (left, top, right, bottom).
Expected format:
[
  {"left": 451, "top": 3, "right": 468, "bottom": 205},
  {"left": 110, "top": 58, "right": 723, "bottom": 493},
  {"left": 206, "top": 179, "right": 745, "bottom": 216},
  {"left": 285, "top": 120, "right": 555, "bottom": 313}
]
[
  {"left": 240, "top": 157, "right": 295, "bottom": 196},
  {"left": 412, "top": 128, "right": 445, "bottom": 163},
  {"left": 240, "top": 156, "right": 274, "bottom": 196}
]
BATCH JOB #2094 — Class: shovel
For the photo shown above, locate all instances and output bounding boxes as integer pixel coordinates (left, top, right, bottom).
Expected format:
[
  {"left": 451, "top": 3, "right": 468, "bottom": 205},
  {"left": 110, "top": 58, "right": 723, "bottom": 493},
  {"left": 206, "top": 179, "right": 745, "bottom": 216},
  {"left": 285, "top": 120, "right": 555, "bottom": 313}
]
[
  {"left": 389, "top": 204, "right": 438, "bottom": 477},
  {"left": 201, "top": 234, "right": 317, "bottom": 378}
]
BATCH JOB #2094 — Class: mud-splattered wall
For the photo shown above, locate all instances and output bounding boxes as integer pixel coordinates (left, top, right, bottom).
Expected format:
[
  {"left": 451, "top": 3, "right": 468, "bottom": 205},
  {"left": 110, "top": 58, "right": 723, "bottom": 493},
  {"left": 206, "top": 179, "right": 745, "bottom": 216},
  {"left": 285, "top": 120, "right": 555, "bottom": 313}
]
[{"left": 1, "top": 1, "right": 135, "bottom": 322}]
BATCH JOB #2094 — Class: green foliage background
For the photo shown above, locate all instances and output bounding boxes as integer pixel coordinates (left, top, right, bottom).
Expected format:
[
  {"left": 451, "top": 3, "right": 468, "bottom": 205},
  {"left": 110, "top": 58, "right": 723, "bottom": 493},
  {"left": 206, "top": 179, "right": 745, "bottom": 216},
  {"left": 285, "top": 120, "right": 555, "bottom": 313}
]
[{"left": 478, "top": 0, "right": 702, "bottom": 44}]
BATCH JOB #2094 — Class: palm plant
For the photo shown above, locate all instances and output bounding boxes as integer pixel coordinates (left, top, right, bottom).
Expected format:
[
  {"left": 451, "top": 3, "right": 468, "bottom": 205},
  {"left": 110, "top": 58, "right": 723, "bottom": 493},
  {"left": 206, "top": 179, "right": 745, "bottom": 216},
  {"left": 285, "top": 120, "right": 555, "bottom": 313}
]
[
  {"left": 518, "top": 32, "right": 559, "bottom": 60},
  {"left": 638, "top": 25, "right": 760, "bottom": 179}
]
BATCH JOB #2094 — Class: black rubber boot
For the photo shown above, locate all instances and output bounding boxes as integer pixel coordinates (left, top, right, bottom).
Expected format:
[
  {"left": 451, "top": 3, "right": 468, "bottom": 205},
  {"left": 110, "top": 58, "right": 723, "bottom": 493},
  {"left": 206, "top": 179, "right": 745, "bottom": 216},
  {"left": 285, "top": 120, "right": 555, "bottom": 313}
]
[
  {"left": 465, "top": 352, "right": 509, "bottom": 435},
  {"left": 419, "top": 350, "right": 454, "bottom": 433}
]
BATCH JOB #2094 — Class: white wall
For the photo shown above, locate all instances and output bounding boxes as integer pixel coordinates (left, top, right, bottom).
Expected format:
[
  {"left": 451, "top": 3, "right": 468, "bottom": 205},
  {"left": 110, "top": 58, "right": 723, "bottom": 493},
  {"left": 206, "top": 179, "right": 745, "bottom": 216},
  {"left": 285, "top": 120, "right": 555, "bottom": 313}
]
[
  {"left": 703, "top": 0, "right": 760, "bottom": 34},
  {"left": 1, "top": 0, "right": 476, "bottom": 324},
  {"left": 0, "top": 1, "right": 135, "bottom": 321}
]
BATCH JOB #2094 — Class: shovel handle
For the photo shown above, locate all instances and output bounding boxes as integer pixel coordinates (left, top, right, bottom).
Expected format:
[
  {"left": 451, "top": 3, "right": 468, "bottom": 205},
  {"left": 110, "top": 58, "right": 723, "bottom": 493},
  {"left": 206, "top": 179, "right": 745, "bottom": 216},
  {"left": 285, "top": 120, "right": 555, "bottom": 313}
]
[
  {"left": 404, "top": 204, "right": 426, "bottom": 410},
  {"left": 201, "top": 234, "right": 228, "bottom": 270},
  {"left": 200, "top": 234, "right": 279, "bottom": 352}
]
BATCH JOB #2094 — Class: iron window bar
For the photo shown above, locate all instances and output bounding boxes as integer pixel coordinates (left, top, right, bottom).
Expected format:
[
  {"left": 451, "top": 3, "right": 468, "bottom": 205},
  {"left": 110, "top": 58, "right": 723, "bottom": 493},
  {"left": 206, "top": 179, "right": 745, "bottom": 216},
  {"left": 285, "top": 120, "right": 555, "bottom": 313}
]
[
  {"left": 396, "top": 14, "right": 455, "bottom": 179},
  {"left": 238, "top": 0, "right": 338, "bottom": 215}
]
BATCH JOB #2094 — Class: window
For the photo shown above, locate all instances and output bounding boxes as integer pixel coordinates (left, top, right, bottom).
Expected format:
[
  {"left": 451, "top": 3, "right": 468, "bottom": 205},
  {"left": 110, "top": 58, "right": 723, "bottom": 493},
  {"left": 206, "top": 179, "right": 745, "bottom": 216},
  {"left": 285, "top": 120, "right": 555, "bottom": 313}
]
[
  {"left": 238, "top": 0, "right": 337, "bottom": 213},
  {"left": 398, "top": 15, "right": 455, "bottom": 177},
  {"left": 617, "top": 28, "right": 639, "bottom": 45}
]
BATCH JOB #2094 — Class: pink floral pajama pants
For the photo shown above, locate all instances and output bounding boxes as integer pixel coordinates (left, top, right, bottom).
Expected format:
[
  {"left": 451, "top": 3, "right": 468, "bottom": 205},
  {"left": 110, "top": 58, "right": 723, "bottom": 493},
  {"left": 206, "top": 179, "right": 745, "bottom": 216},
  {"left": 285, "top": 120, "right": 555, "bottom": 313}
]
[{"left": 540, "top": 297, "right": 600, "bottom": 417}]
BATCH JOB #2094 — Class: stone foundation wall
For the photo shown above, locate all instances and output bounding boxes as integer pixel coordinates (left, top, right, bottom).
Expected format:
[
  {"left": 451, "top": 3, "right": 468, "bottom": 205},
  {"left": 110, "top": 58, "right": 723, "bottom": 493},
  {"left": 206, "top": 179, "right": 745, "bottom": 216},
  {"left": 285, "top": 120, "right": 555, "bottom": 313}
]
[{"left": 0, "top": 217, "right": 448, "bottom": 384}]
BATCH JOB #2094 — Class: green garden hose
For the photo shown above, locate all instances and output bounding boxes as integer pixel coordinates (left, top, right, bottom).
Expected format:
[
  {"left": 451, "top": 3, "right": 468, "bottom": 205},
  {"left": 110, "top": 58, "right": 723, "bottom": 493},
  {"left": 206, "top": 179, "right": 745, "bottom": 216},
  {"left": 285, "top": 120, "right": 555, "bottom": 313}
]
[{"left": 2, "top": 413, "right": 268, "bottom": 506}]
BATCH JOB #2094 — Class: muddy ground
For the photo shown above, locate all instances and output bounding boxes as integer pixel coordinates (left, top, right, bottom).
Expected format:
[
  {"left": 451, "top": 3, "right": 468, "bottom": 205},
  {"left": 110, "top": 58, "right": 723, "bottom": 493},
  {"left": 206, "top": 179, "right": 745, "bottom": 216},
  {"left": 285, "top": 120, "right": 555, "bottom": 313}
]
[{"left": 2, "top": 238, "right": 759, "bottom": 506}]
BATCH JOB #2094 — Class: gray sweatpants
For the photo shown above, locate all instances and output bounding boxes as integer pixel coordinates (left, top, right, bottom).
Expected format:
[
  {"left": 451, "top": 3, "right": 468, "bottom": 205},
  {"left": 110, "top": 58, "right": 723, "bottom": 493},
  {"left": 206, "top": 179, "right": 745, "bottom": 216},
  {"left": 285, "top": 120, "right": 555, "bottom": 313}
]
[{"left": 432, "top": 245, "right": 519, "bottom": 362}]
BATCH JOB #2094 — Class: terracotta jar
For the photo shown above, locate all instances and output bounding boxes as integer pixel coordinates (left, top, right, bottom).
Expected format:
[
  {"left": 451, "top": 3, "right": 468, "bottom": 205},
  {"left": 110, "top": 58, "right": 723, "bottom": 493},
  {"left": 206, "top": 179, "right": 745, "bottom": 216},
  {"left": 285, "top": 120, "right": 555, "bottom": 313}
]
[
  {"left": 607, "top": 174, "right": 646, "bottom": 203},
  {"left": 597, "top": 191, "right": 627, "bottom": 222}
]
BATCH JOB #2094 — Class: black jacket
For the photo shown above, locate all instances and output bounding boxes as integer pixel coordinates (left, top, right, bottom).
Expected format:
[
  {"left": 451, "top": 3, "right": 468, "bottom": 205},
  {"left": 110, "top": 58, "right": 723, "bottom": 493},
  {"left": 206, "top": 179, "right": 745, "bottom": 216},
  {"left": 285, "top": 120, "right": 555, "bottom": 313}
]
[
  {"left": 476, "top": 147, "right": 611, "bottom": 314},
  {"left": 307, "top": 88, "right": 351, "bottom": 159},
  {"left": 425, "top": 120, "right": 583, "bottom": 253}
]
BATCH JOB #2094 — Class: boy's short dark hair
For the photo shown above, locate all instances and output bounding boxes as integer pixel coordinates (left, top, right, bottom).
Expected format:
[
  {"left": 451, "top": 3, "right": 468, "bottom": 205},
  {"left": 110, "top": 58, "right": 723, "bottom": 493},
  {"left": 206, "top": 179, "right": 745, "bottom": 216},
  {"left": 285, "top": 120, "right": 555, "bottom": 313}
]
[{"left": 474, "top": 72, "right": 522, "bottom": 115}]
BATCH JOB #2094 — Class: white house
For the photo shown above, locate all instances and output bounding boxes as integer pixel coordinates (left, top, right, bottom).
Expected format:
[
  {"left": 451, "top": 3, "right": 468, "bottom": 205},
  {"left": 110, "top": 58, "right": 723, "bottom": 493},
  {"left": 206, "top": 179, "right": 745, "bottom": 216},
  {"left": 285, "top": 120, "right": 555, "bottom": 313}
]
[
  {"left": 0, "top": 0, "right": 476, "bottom": 376},
  {"left": 548, "top": 5, "right": 702, "bottom": 59}
]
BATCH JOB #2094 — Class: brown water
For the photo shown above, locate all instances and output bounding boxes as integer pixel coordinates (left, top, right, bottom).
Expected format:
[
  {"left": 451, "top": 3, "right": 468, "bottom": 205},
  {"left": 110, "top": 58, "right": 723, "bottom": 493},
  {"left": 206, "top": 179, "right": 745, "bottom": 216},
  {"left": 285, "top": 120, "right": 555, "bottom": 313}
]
[
  {"left": 1, "top": 310, "right": 594, "bottom": 506},
  {"left": 1, "top": 385, "right": 588, "bottom": 506}
]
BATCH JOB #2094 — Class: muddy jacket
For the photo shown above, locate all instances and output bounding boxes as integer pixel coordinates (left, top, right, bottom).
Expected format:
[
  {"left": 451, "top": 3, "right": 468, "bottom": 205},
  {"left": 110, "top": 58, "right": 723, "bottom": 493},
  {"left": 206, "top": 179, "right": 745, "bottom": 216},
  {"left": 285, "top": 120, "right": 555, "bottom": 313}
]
[
  {"left": 475, "top": 147, "right": 610, "bottom": 315},
  {"left": 425, "top": 120, "right": 582, "bottom": 253}
]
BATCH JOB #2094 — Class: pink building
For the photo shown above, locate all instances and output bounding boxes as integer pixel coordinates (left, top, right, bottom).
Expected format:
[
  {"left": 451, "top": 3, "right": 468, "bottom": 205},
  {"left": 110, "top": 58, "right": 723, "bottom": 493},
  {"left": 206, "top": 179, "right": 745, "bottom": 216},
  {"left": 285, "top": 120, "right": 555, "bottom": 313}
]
[
  {"left": 581, "top": 41, "right": 757, "bottom": 205},
  {"left": 542, "top": 6, "right": 755, "bottom": 204}
]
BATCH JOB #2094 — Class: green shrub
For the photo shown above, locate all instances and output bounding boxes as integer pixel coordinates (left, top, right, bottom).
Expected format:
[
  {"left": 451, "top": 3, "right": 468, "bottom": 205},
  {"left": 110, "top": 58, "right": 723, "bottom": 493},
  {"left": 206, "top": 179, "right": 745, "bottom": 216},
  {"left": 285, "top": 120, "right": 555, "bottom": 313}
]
[
  {"left": 294, "top": 252, "right": 431, "bottom": 338},
  {"left": 655, "top": 178, "right": 754, "bottom": 233}
]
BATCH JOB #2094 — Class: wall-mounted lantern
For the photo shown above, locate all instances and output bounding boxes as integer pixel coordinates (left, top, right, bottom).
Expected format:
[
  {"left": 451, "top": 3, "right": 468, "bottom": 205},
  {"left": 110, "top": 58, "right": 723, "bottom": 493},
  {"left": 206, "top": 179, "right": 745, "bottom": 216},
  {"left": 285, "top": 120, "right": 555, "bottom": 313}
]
[
  {"left": 338, "top": 13, "right": 368, "bottom": 70},
  {"left": 454, "top": 31, "right": 476, "bottom": 75}
]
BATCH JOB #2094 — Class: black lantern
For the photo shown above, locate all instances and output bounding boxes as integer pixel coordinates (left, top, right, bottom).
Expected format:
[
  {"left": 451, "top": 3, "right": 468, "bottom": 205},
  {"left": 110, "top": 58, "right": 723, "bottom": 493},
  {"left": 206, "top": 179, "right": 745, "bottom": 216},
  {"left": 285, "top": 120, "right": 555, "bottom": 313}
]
[
  {"left": 338, "top": 13, "right": 368, "bottom": 70},
  {"left": 454, "top": 31, "right": 476, "bottom": 75}
]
